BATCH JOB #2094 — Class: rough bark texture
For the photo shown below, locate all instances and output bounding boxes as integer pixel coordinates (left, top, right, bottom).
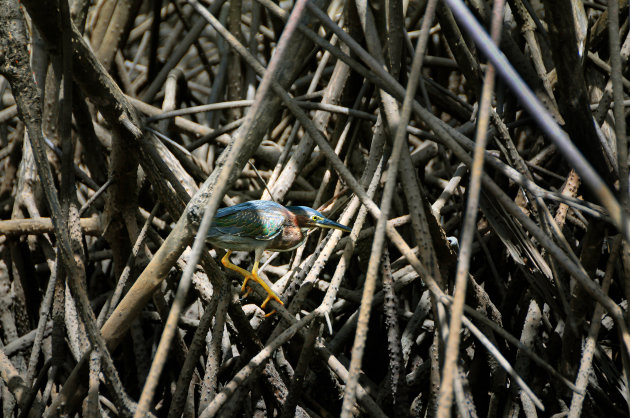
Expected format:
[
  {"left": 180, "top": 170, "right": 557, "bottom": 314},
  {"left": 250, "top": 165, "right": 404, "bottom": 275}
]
[{"left": 0, "top": 1, "right": 628, "bottom": 417}]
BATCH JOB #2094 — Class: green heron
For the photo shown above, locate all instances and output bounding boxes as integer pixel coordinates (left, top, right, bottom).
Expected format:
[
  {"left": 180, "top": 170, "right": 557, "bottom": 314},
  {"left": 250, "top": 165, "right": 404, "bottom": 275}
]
[{"left": 207, "top": 200, "right": 351, "bottom": 312}]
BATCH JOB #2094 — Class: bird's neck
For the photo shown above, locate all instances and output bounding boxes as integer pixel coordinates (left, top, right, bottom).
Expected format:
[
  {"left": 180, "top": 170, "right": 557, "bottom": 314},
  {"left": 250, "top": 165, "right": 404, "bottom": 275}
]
[{"left": 268, "top": 225, "right": 307, "bottom": 252}]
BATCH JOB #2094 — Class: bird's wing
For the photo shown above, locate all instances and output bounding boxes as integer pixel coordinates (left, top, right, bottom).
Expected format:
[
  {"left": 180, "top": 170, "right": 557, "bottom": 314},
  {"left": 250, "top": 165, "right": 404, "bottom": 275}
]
[{"left": 210, "top": 205, "right": 284, "bottom": 241}]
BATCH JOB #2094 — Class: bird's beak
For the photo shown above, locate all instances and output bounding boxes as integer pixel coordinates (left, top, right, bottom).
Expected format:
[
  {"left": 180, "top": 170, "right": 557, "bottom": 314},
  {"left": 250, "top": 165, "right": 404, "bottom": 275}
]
[{"left": 316, "top": 218, "right": 352, "bottom": 233}]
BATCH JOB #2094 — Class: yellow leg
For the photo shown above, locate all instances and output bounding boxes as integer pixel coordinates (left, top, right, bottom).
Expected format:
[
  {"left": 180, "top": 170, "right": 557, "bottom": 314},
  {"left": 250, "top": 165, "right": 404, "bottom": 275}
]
[
  {"left": 221, "top": 250, "right": 251, "bottom": 280},
  {"left": 250, "top": 259, "right": 284, "bottom": 310},
  {"left": 220, "top": 250, "right": 283, "bottom": 312}
]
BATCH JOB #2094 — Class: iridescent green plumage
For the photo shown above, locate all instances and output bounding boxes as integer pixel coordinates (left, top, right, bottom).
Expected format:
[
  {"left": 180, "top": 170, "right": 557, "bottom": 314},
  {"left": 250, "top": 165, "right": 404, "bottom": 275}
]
[
  {"left": 207, "top": 200, "right": 351, "bottom": 313},
  {"left": 209, "top": 201, "right": 286, "bottom": 244}
]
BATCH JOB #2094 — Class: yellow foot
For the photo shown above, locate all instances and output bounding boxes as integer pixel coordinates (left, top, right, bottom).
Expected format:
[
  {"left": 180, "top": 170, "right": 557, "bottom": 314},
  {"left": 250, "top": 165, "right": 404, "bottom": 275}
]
[
  {"left": 240, "top": 273, "right": 283, "bottom": 311},
  {"left": 241, "top": 285, "right": 253, "bottom": 299},
  {"left": 260, "top": 292, "right": 282, "bottom": 309}
]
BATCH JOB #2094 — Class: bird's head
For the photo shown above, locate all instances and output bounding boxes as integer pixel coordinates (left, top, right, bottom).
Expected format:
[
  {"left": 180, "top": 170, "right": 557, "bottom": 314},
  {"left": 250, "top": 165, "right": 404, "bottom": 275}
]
[{"left": 286, "top": 206, "right": 352, "bottom": 233}]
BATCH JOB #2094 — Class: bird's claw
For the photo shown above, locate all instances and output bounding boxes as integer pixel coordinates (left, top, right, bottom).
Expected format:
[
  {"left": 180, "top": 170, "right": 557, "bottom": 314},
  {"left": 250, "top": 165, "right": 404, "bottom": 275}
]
[
  {"left": 260, "top": 293, "right": 283, "bottom": 309},
  {"left": 240, "top": 276, "right": 253, "bottom": 296},
  {"left": 241, "top": 285, "right": 253, "bottom": 299},
  {"left": 239, "top": 273, "right": 283, "bottom": 315}
]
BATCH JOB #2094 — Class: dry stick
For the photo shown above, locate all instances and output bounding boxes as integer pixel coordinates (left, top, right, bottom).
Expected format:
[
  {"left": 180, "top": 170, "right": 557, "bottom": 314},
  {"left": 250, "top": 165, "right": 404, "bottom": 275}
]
[
  {"left": 607, "top": 4, "right": 630, "bottom": 376},
  {"left": 381, "top": 250, "right": 408, "bottom": 413},
  {"left": 244, "top": 0, "right": 262, "bottom": 100},
  {"left": 341, "top": 0, "right": 437, "bottom": 415},
  {"left": 322, "top": 3, "right": 625, "bottom": 377},
  {"left": 280, "top": 320, "right": 319, "bottom": 418},
  {"left": 24, "top": 250, "right": 59, "bottom": 386},
  {"left": 432, "top": 163, "right": 466, "bottom": 216},
  {"left": 314, "top": 344, "right": 389, "bottom": 418},
  {"left": 79, "top": 177, "right": 114, "bottom": 216},
  {"left": 48, "top": 256, "right": 66, "bottom": 412},
  {"left": 186, "top": 118, "right": 244, "bottom": 151},
  {"left": 307, "top": 0, "right": 625, "bottom": 239},
  {"left": 205, "top": 4, "right": 230, "bottom": 130},
  {"left": 71, "top": 0, "right": 318, "bottom": 389},
  {"left": 461, "top": 316, "right": 544, "bottom": 409},
  {"left": 509, "top": 0, "right": 556, "bottom": 102},
  {"left": 18, "top": 359, "right": 52, "bottom": 418},
  {"left": 451, "top": 297, "right": 579, "bottom": 393},
  {"left": 160, "top": 68, "right": 181, "bottom": 129},
  {"left": 85, "top": 350, "right": 101, "bottom": 418},
  {"left": 150, "top": 128, "right": 210, "bottom": 183},
  {"left": 453, "top": 365, "right": 477, "bottom": 416},
  {"left": 129, "top": 96, "right": 280, "bottom": 163},
  {"left": 2, "top": 323, "right": 52, "bottom": 358},
  {"left": 0, "top": 218, "right": 101, "bottom": 236},
  {"left": 199, "top": 312, "right": 316, "bottom": 417},
  {"left": 142, "top": 15, "right": 208, "bottom": 102},
  {"left": 94, "top": 0, "right": 138, "bottom": 70},
  {"left": 264, "top": 120, "right": 299, "bottom": 199},
  {"left": 317, "top": 0, "right": 630, "bottom": 366},
  {"left": 1, "top": 1, "right": 133, "bottom": 415},
  {"left": 1, "top": 266, "right": 25, "bottom": 417},
  {"left": 192, "top": 2, "right": 578, "bottom": 412},
  {"left": 264, "top": 34, "right": 347, "bottom": 203},
  {"left": 568, "top": 235, "right": 622, "bottom": 417},
  {"left": 265, "top": 0, "right": 592, "bottom": 223},
  {"left": 0, "top": 349, "right": 42, "bottom": 418},
  {"left": 275, "top": 125, "right": 385, "bottom": 344},
  {"left": 133, "top": 1, "right": 311, "bottom": 414},
  {"left": 512, "top": 300, "right": 544, "bottom": 416},
  {"left": 283, "top": 122, "right": 366, "bottom": 312},
  {"left": 317, "top": 126, "right": 386, "bottom": 315},
  {"left": 148, "top": 99, "right": 374, "bottom": 122},
  {"left": 592, "top": 32, "right": 630, "bottom": 149},
  {"left": 227, "top": 0, "right": 243, "bottom": 121},
  {"left": 0, "top": 104, "right": 17, "bottom": 124},
  {"left": 358, "top": 0, "right": 451, "bottom": 411},
  {"left": 148, "top": 99, "right": 254, "bottom": 121},
  {"left": 167, "top": 281, "right": 225, "bottom": 418},
  {"left": 185, "top": 0, "right": 349, "bottom": 324},
  {"left": 587, "top": 52, "right": 630, "bottom": 90},
  {"left": 291, "top": 4, "right": 580, "bottom": 403},
  {"left": 43, "top": 136, "right": 101, "bottom": 192},
  {"left": 61, "top": 0, "right": 98, "bottom": 404},
  {"left": 172, "top": 0, "right": 216, "bottom": 87},
  {"left": 115, "top": 51, "right": 134, "bottom": 95},
  {"left": 437, "top": 0, "right": 504, "bottom": 415},
  {"left": 536, "top": 197, "right": 579, "bottom": 326},
  {"left": 169, "top": 15, "right": 388, "bottom": 410},
  {"left": 445, "top": 0, "right": 628, "bottom": 241},
  {"left": 198, "top": 284, "right": 231, "bottom": 413},
  {"left": 311, "top": 83, "right": 369, "bottom": 209},
  {"left": 98, "top": 203, "right": 160, "bottom": 327},
  {"left": 273, "top": 0, "right": 599, "bottom": 387},
  {"left": 90, "top": 0, "right": 117, "bottom": 56},
  {"left": 150, "top": 290, "right": 191, "bottom": 370}
]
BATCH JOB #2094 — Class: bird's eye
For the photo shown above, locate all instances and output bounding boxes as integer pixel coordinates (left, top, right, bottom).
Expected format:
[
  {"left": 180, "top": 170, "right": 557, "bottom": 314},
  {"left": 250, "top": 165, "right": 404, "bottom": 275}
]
[{"left": 312, "top": 215, "right": 323, "bottom": 221}]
